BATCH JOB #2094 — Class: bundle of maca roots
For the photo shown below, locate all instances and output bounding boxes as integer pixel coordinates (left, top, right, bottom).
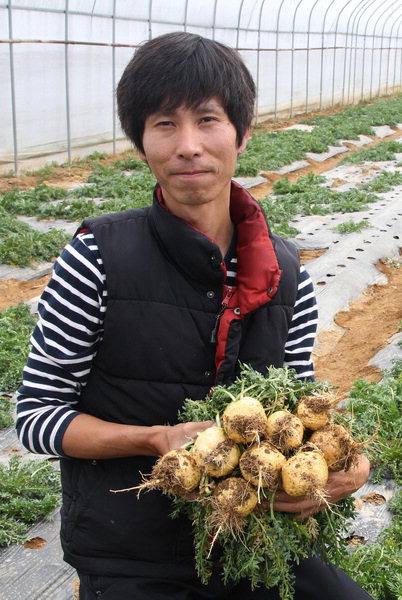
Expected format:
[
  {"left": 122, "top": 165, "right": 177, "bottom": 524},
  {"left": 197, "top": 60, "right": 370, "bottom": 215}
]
[{"left": 121, "top": 366, "right": 373, "bottom": 599}]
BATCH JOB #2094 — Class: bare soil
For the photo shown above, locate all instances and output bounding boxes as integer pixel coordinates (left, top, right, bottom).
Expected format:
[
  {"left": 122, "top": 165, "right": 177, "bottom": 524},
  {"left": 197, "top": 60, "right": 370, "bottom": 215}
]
[
  {"left": 0, "top": 275, "right": 50, "bottom": 311},
  {"left": 0, "top": 150, "right": 136, "bottom": 194},
  {"left": 1, "top": 111, "right": 402, "bottom": 397},
  {"left": 313, "top": 257, "right": 402, "bottom": 397}
]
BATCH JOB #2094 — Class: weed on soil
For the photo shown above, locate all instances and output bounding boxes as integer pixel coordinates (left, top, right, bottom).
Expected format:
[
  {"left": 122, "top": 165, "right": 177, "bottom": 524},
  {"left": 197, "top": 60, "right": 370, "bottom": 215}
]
[{"left": 0, "top": 457, "right": 61, "bottom": 548}]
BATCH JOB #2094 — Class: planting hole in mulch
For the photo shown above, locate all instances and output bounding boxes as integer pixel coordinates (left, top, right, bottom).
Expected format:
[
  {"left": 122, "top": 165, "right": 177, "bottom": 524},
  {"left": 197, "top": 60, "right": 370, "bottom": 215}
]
[
  {"left": 346, "top": 535, "right": 367, "bottom": 546},
  {"left": 23, "top": 537, "right": 47, "bottom": 549},
  {"left": 300, "top": 248, "right": 328, "bottom": 263},
  {"left": 360, "top": 493, "right": 386, "bottom": 505}
]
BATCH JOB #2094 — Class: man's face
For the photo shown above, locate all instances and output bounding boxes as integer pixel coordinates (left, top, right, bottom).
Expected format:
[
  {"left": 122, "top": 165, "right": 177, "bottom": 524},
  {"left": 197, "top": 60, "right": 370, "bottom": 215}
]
[{"left": 139, "top": 97, "right": 249, "bottom": 215}]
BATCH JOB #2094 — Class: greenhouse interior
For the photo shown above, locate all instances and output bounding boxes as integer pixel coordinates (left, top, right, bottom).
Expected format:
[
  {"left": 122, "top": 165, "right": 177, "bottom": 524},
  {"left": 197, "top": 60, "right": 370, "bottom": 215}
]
[
  {"left": 0, "top": 2, "right": 401, "bottom": 600},
  {"left": 2, "top": 0, "right": 402, "bottom": 172}
]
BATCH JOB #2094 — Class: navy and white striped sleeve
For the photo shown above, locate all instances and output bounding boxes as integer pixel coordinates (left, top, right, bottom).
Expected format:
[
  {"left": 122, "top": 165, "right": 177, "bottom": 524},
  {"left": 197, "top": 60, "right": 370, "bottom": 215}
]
[
  {"left": 284, "top": 265, "right": 317, "bottom": 380},
  {"left": 15, "top": 232, "right": 107, "bottom": 457}
]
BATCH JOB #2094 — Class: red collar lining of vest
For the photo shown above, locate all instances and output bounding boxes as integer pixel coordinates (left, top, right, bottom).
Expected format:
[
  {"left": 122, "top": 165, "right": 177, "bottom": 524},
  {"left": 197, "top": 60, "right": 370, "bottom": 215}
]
[
  {"left": 228, "top": 181, "right": 281, "bottom": 312},
  {"left": 214, "top": 181, "right": 281, "bottom": 376}
]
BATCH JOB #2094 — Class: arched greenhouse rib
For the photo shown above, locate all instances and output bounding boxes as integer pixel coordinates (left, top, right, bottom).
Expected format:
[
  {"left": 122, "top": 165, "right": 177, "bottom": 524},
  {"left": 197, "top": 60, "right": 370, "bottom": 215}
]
[{"left": 2, "top": 0, "right": 402, "bottom": 174}]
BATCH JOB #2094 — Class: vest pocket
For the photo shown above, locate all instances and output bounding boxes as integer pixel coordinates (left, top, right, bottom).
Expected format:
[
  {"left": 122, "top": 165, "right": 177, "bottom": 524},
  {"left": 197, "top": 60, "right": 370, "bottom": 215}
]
[
  {"left": 60, "top": 458, "right": 108, "bottom": 545},
  {"left": 61, "top": 457, "right": 195, "bottom": 565}
]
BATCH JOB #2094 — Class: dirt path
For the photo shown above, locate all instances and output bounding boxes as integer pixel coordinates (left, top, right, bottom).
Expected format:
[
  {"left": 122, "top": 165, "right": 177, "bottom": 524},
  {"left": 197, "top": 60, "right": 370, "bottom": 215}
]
[
  {"left": 0, "top": 275, "right": 50, "bottom": 311},
  {"left": 313, "top": 257, "right": 402, "bottom": 396}
]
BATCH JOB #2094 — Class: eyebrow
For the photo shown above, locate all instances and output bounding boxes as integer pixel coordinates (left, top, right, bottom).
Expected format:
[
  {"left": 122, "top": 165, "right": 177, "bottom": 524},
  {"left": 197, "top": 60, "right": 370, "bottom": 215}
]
[
  {"left": 152, "top": 101, "right": 223, "bottom": 119},
  {"left": 193, "top": 101, "right": 223, "bottom": 114}
]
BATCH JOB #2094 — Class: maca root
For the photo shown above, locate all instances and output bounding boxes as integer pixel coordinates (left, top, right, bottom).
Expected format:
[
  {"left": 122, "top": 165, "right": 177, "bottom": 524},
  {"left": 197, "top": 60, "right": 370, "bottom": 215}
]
[
  {"left": 299, "top": 392, "right": 338, "bottom": 414},
  {"left": 110, "top": 449, "right": 201, "bottom": 497},
  {"left": 203, "top": 439, "right": 239, "bottom": 470},
  {"left": 266, "top": 410, "right": 304, "bottom": 452},
  {"left": 208, "top": 477, "right": 258, "bottom": 540},
  {"left": 222, "top": 396, "right": 268, "bottom": 444},
  {"left": 310, "top": 424, "right": 366, "bottom": 472},
  {"left": 297, "top": 392, "right": 341, "bottom": 431},
  {"left": 281, "top": 443, "right": 329, "bottom": 501},
  {"left": 225, "top": 414, "right": 268, "bottom": 443},
  {"left": 239, "top": 441, "right": 286, "bottom": 493}
]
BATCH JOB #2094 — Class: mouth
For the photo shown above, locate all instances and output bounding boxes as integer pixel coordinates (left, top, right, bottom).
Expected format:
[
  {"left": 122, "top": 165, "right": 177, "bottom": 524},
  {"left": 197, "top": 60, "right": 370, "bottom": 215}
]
[
  {"left": 169, "top": 167, "right": 213, "bottom": 179},
  {"left": 171, "top": 170, "right": 210, "bottom": 177}
]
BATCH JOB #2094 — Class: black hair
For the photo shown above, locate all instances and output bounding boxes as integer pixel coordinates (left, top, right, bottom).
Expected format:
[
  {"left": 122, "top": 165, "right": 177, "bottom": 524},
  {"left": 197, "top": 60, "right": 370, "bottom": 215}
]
[{"left": 116, "top": 32, "right": 256, "bottom": 153}]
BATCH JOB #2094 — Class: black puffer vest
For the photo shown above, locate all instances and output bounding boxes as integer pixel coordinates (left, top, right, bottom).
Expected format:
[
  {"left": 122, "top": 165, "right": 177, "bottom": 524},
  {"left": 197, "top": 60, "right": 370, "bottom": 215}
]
[{"left": 60, "top": 182, "right": 300, "bottom": 577}]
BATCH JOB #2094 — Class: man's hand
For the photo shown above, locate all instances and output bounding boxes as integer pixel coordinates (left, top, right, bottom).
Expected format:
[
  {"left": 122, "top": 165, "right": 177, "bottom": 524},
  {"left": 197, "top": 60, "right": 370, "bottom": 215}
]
[
  {"left": 273, "top": 454, "right": 370, "bottom": 519},
  {"left": 153, "top": 421, "right": 214, "bottom": 456}
]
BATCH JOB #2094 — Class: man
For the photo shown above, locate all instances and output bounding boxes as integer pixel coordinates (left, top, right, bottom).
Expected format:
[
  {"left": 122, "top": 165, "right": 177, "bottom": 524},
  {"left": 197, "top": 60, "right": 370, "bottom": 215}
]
[{"left": 16, "top": 32, "right": 371, "bottom": 599}]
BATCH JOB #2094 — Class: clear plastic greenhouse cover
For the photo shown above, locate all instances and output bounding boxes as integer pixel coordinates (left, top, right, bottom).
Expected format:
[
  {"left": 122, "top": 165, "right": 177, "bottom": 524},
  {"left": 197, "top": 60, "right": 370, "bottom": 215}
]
[{"left": 1, "top": 0, "right": 402, "bottom": 171}]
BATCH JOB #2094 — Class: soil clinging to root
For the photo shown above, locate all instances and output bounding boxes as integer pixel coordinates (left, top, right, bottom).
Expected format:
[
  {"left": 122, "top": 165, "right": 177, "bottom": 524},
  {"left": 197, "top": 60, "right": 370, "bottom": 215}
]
[
  {"left": 224, "top": 414, "right": 268, "bottom": 442},
  {"left": 204, "top": 439, "right": 238, "bottom": 470}
]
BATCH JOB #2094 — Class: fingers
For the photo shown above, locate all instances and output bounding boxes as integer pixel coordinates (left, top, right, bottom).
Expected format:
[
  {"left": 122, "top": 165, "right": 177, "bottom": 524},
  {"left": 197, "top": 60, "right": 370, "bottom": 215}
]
[
  {"left": 164, "top": 421, "right": 215, "bottom": 453},
  {"left": 182, "top": 420, "right": 214, "bottom": 440},
  {"left": 267, "top": 456, "right": 371, "bottom": 520}
]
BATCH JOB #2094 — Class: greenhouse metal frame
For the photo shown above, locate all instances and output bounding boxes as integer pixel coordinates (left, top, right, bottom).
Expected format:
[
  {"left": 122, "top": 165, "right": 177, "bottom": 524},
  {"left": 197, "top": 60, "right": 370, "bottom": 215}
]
[{"left": 2, "top": 0, "right": 402, "bottom": 174}]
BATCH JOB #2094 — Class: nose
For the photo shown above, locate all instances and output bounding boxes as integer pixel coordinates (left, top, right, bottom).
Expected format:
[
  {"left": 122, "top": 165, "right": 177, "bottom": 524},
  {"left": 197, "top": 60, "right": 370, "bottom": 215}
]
[{"left": 175, "top": 124, "right": 202, "bottom": 160}]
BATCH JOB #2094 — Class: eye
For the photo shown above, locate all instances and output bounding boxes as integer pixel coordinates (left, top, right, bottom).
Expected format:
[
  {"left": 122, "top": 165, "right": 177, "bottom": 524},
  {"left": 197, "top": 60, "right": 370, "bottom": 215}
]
[
  {"left": 155, "top": 120, "right": 174, "bottom": 127},
  {"left": 200, "top": 116, "right": 216, "bottom": 123}
]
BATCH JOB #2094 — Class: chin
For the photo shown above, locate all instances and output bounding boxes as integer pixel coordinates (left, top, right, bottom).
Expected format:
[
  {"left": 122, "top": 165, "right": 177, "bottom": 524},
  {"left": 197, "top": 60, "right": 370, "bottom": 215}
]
[{"left": 174, "top": 192, "right": 214, "bottom": 206}]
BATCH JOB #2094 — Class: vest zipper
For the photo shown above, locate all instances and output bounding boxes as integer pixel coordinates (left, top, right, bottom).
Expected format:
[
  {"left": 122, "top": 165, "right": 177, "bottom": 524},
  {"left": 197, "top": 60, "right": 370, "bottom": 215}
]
[{"left": 210, "top": 287, "right": 234, "bottom": 343}]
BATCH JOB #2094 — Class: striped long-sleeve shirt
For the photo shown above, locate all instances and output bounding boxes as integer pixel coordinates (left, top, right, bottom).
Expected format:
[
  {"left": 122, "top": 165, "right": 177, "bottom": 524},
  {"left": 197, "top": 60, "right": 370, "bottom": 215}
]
[{"left": 16, "top": 232, "right": 318, "bottom": 457}]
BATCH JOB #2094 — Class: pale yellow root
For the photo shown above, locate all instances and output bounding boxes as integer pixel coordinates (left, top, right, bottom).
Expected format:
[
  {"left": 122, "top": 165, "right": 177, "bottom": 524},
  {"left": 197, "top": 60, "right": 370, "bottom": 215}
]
[
  {"left": 110, "top": 478, "right": 163, "bottom": 496},
  {"left": 207, "top": 525, "right": 223, "bottom": 558}
]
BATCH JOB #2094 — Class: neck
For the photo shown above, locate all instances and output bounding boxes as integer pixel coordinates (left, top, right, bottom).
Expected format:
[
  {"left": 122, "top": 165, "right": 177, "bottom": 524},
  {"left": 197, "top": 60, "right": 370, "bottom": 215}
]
[
  {"left": 186, "top": 205, "right": 234, "bottom": 258},
  {"left": 161, "top": 194, "right": 234, "bottom": 258}
]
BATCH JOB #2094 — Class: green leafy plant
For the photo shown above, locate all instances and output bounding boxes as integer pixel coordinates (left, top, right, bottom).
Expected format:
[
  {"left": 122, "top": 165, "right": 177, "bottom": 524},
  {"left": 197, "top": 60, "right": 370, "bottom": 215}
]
[
  {"left": 235, "top": 128, "right": 336, "bottom": 176},
  {"left": 272, "top": 174, "right": 377, "bottom": 214},
  {"left": 340, "top": 141, "right": 402, "bottom": 165},
  {"left": 339, "top": 491, "right": 402, "bottom": 600},
  {"left": 258, "top": 173, "right": 378, "bottom": 237},
  {"left": 113, "top": 157, "right": 148, "bottom": 171},
  {"left": 342, "top": 361, "right": 402, "bottom": 484},
  {"left": 0, "top": 395, "right": 14, "bottom": 429},
  {"left": 256, "top": 196, "right": 300, "bottom": 238},
  {"left": 0, "top": 208, "right": 70, "bottom": 266},
  {"left": 360, "top": 169, "right": 402, "bottom": 192},
  {"left": 332, "top": 220, "right": 369, "bottom": 234},
  {"left": 0, "top": 303, "right": 37, "bottom": 393},
  {"left": 0, "top": 456, "right": 61, "bottom": 547},
  {"left": 0, "top": 165, "right": 155, "bottom": 225},
  {"left": 0, "top": 185, "right": 68, "bottom": 216},
  {"left": 236, "top": 95, "right": 402, "bottom": 176},
  {"left": 73, "top": 165, "right": 156, "bottom": 199},
  {"left": 24, "top": 162, "right": 60, "bottom": 182},
  {"left": 86, "top": 151, "right": 107, "bottom": 161},
  {"left": 304, "top": 95, "right": 402, "bottom": 132}
]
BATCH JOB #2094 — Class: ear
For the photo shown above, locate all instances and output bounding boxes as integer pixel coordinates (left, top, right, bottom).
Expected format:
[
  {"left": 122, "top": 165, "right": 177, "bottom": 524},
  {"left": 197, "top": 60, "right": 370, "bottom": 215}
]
[{"left": 237, "top": 128, "right": 251, "bottom": 155}]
